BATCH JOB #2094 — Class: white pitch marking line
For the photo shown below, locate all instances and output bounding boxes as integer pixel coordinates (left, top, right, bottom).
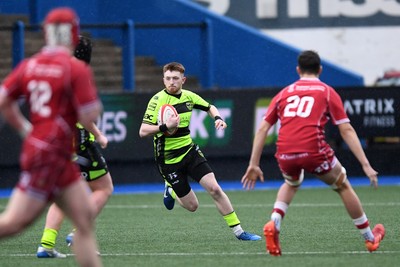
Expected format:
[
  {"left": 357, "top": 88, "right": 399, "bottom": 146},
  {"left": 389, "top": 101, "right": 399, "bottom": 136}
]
[
  {"left": 2, "top": 202, "right": 397, "bottom": 210},
  {"left": 102, "top": 202, "right": 400, "bottom": 209},
  {"left": 2, "top": 250, "right": 399, "bottom": 257}
]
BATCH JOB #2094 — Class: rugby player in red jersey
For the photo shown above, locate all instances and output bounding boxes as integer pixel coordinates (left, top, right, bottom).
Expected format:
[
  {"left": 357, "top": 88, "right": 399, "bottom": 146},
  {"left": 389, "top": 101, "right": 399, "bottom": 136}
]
[
  {"left": 242, "top": 50, "right": 384, "bottom": 256},
  {"left": 0, "top": 7, "right": 102, "bottom": 267}
]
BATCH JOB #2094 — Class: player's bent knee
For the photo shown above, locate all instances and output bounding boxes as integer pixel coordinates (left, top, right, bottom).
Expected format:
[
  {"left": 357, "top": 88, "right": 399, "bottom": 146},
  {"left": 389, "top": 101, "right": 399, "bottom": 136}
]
[
  {"left": 185, "top": 202, "right": 198, "bottom": 212},
  {"left": 331, "top": 167, "right": 348, "bottom": 191},
  {"left": 208, "top": 185, "right": 224, "bottom": 198},
  {"left": 180, "top": 194, "right": 199, "bottom": 212}
]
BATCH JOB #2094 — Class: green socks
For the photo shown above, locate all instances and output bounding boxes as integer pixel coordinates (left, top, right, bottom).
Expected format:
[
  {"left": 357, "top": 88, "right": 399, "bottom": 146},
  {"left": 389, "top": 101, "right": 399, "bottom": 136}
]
[{"left": 40, "top": 228, "right": 58, "bottom": 249}]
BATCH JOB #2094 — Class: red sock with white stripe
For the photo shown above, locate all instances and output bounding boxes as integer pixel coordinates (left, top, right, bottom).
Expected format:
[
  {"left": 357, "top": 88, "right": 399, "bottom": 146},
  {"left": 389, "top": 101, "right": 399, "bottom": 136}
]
[
  {"left": 353, "top": 213, "right": 374, "bottom": 241},
  {"left": 270, "top": 201, "right": 288, "bottom": 232}
]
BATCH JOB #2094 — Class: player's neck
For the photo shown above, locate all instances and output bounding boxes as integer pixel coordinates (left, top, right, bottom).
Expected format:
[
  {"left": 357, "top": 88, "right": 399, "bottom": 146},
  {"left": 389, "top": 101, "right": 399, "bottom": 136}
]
[{"left": 300, "top": 74, "right": 319, "bottom": 79}]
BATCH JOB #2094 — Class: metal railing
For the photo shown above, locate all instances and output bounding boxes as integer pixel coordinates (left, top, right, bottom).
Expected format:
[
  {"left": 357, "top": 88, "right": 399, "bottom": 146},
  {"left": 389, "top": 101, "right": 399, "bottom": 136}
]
[{"left": 3, "top": 20, "right": 214, "bottom": 92}]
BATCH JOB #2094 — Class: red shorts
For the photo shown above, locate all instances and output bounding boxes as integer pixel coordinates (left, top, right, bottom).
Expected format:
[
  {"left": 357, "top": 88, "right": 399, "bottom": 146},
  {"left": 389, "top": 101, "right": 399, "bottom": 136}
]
[
  {"left": 275, "top": 146, "right": 337, "bottom": 182},
  {"left": 17, "top": 139, "right": 80, "bottom": 201}
]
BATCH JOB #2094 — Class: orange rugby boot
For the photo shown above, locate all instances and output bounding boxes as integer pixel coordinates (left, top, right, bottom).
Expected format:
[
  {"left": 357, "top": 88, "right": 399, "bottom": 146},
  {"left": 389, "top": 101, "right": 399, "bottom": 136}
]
[
  {"left": 263, "top": 220, "right": 281, "bottom": 256},
  {"left": 365, "top": 224, "right": 385, "bottom": 252}
]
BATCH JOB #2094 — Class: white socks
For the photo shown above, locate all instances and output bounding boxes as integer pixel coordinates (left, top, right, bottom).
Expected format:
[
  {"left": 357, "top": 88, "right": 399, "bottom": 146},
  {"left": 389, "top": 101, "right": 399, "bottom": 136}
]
[{"left": 232, "top": 225, "right": 244, "bottom": 237}]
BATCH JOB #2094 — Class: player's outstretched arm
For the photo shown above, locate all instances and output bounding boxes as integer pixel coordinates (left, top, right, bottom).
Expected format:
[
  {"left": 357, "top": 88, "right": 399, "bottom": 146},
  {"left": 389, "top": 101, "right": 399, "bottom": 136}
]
[
  {"left": 338, "top": 122, "right": 379, "bottom": 188},
  {"left": 241, "top": 120, "right": 271, "bottom": 190}
]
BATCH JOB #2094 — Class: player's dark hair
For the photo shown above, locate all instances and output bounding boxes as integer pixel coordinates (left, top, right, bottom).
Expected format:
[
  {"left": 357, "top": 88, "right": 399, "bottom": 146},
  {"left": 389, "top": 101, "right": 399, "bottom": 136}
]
[
  {"left": 297, "top": 50, "right": 320, "bottom": 75},
  {"left": 163, "top": 62, "right": 185, "bottom": 74},
  {"left": 74, "top": 35, "right": 92, "bottom": 64}
]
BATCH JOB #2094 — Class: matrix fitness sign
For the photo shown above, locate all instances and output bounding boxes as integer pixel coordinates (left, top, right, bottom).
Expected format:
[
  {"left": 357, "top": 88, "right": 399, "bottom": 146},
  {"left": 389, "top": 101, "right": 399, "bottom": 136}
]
[{"left": 339, "top": 88, "right": 400, "bottom": 137}]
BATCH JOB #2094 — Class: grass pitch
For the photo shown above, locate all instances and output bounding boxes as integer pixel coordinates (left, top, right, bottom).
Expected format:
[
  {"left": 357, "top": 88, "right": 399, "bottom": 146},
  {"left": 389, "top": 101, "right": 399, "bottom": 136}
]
[{"left": 0, "top": 185, "right": 399, "bottom": 267}]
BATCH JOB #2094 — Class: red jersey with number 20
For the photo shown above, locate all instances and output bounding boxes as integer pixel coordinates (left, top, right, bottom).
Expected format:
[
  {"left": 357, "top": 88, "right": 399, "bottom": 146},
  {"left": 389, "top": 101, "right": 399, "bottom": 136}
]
[{"left": 264, "top": 78, "right": 349, "bottom": 154}]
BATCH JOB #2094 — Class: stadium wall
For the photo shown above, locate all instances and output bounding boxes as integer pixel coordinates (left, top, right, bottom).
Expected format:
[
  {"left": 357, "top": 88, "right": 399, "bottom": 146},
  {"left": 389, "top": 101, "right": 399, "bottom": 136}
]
[
  {"left": 0, "top": 0, "right": 363, "bottom": 89},
  {"left": 0, "top": 87, "right": 399, "bottom": 188},
  {"left": 200, "top": 0, "right": 400, "bottom": 86}
]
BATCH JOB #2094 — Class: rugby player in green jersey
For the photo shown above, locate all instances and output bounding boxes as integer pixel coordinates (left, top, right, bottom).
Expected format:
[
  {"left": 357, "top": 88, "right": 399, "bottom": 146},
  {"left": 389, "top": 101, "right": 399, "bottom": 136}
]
[{"left": 139, "top": 62, "right": 261, "bottom": 241}]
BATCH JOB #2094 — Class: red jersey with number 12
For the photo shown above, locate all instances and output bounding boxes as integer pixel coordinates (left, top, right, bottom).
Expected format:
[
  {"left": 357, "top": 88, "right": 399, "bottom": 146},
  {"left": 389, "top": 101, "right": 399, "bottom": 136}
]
[
  {"left": 1, "top": 46, "right": 100, "bottom": 155},
  {"left": 264, "top": 77, "right": 349, "bottom": 154}
]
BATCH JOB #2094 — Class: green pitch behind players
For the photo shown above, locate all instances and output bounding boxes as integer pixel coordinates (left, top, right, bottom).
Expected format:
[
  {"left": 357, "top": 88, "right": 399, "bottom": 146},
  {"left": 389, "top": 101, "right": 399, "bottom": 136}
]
[{"left": 139, "top": 62, "right": 261, "bottom": 241}]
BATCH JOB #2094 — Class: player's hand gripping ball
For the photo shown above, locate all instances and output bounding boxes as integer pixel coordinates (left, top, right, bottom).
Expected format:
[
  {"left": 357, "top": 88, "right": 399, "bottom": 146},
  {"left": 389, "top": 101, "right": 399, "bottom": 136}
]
[{"left": 158, "top": 104, "right": 178, "bottom": 136}]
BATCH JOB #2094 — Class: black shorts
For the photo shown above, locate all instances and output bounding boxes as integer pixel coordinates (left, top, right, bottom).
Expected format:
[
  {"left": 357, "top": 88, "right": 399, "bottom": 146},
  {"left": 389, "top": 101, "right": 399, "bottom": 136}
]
[
  {"left": 157, "top": 144, "right": 212, "bottom": 198},
  {"left": 75, "top": 143, "right": 109, "bottom": 182}
]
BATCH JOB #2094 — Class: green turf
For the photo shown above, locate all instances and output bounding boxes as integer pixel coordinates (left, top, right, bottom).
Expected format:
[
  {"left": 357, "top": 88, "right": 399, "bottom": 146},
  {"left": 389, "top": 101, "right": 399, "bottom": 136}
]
[{"left": 0, "top": 185, "right": 399, "bottom": 267}]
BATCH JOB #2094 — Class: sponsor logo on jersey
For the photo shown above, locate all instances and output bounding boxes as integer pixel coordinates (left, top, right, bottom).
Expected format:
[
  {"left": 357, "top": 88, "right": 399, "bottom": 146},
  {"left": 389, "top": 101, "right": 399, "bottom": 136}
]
[
  {"left": 143, "top": 113, "right": 153, "bottom": 121},
  {"left": 148, "top": 102, "right": 157, "bottom": 111}
]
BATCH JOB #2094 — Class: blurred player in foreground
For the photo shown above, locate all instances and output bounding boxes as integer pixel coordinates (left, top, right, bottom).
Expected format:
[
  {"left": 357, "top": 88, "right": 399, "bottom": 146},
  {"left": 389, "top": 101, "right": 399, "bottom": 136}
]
[
  {"left": 0, "top": 7, "right": 102, "bottom": 267},
  {"left": 242, "top": 50, "right": 385, "bottom": 255},
  {"left": 139, "top": 62, "right": 261, "bottom": 241},
  {"left": 36, "top": 35, "right": 114, "bottom": 258}
]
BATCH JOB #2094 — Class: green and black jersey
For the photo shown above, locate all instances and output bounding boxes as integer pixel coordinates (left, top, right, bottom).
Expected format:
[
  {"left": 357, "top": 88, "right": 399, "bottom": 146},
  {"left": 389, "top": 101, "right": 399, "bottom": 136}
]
[
  {"left": 73, "top": 123, "right": 109, "bottom": 181},
  {"left": 75, "top": 122, "right": 95, "bottom": 152},
  {"left": 142, "top": 89, "right": 210, "bottom": 164}
]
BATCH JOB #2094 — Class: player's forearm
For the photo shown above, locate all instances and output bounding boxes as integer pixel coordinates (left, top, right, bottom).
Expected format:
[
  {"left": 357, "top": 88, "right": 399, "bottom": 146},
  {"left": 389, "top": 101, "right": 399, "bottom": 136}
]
[
  {"left": 208, "top": 105, "right": 221, "bottom": 119},
  {"left": 1, "top": 101, "right": 31, "bottom": 138},
  {"left": 340, "top": 124, "right": 370, "bottom": 167},
  {"left": 139, "top": 123, "right": 160, "bottom": 137},
  {"left": 249, "top": 133, "right": 266, "bottom": 166},
  {"left": 249, "top": 122, "right": 270, "bottom": 166},
  {"left": 84, "top": 122, "right": 102, "bottom": 139},
  {"left": 78, "top": 101, "right": 102, "bottom": 127}
]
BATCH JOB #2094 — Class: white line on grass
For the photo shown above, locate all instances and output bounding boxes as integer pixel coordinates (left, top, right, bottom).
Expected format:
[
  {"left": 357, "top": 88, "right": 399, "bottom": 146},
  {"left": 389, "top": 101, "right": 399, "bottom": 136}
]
[
  {"left": 1, "top": 202, "right": 398, "bottom": 210},
  {"left": 103, "top": 202, "right": 400, "bottom": 209},
  {"left": 2, "top": 250, "right": 399, "bottom": 257}
]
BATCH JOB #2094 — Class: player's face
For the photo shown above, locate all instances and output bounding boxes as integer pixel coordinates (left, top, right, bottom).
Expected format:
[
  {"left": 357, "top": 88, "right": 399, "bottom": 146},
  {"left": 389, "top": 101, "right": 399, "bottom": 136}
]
[{"left": 163, "top": 70, "right": 186, "bottom": 95}]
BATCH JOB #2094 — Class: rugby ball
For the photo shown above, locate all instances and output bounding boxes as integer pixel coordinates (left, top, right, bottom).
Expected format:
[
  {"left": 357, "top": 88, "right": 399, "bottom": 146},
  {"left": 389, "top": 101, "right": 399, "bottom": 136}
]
[{"left": 158, "top": 104, "right": 178, "bottom": 136}]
